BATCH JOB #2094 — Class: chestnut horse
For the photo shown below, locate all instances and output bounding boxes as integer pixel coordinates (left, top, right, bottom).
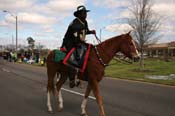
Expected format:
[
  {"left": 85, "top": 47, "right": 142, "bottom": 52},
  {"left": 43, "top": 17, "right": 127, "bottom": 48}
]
[{"left": 46, "top": 32, "right": 139, "bottom": 116}]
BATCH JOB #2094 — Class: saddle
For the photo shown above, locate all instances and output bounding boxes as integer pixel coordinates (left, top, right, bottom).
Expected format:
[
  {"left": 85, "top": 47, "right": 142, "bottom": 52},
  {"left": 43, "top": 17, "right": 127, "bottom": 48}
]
[{"left": 54, "top": 44, "right": 92, "bottom": 73}]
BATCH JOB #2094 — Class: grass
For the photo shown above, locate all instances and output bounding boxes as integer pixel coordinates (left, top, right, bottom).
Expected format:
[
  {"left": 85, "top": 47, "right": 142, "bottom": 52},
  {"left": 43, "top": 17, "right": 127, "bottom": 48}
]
[
  {"left": 105, "top": 58, "right": 175, "bottom": 86},
  {"left": 18, "top": 57, "right": 175, "bottom": 86}
]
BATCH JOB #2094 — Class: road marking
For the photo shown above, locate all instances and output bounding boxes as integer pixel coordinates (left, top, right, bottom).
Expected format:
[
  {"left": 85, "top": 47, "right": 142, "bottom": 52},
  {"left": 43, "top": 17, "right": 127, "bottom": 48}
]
[
  {"left": 2, "top": 68, "right": 10, "bottom": 73},
  {"left": 61, "top": 88, "right": 96, "bottom": 100},
  {"left": 0, "top": 67, "right": 95, "bottom": 100}
]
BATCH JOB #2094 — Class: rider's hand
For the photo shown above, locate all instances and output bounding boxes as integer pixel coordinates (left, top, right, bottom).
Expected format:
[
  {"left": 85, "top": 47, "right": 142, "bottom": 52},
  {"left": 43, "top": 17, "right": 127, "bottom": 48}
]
[{"left": 91, "top": 30, "right": 96, "bottom": 35}]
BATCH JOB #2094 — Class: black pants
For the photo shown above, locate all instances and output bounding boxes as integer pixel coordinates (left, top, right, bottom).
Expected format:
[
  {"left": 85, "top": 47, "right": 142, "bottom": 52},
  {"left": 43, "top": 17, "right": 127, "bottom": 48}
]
[
  {"left": 68, "top": 67, "right": 76, "bottom": 81},
  {"left": 75, "top": 45, "right": 82, "bottom": 60}
]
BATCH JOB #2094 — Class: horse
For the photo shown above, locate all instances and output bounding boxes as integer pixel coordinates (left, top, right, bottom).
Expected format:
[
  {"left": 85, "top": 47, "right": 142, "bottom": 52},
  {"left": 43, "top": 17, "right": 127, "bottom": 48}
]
[{"left": 46, "top": 32, "right": 139, "bottom": 116}]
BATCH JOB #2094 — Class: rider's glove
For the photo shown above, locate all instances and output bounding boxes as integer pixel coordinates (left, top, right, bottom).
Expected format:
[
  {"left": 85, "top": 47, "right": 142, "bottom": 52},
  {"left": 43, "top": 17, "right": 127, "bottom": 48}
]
[{"left": 91, "top": 30, "right": 96, "bottom": 35}]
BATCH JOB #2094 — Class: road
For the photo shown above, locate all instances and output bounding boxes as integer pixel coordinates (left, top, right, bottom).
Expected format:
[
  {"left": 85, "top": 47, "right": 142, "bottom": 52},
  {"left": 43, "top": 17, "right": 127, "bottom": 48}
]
[{"left": 0, "top": 58, "right": 175, "bottom": 116}]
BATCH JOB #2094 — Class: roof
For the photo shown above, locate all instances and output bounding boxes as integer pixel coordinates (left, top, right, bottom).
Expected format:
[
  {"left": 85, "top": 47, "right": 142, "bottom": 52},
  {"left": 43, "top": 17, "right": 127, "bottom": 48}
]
[{"left": 147, "top": 41, "right": 175, "bottom": 49}]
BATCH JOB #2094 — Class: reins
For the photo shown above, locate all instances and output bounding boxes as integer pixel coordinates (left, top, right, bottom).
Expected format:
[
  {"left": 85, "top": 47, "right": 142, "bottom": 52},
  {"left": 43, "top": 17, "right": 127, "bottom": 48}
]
[
  {"left": 94, "top": 45, "right": 109, "bottom": 67},
  {"left": 94, "top": 34, "right": 102, "bottom": 43},
  {"left": 113, "top": 56, "right": 133, "bottom": 64},
  {"left": 93, "top": 34, "right": 132, "bottom": 66}
]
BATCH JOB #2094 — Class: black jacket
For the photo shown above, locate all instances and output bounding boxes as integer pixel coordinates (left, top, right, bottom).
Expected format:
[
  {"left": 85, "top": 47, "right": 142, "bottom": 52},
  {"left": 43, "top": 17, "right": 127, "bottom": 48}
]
[{"left": 61, "top": 18, "right": 93, "bottom": 51}]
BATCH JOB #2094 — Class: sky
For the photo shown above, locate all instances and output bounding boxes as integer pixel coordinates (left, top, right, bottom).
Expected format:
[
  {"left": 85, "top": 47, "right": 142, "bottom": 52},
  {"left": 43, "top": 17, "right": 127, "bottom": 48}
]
[{"left": 0, "top": 0, "right": 175, "bottom": 49}]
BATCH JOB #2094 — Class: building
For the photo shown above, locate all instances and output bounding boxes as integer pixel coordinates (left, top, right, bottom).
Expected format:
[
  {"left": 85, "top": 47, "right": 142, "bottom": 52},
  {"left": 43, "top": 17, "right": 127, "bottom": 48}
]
[{"left": 145, "top": 41, "right": 175, "bottom": 58}]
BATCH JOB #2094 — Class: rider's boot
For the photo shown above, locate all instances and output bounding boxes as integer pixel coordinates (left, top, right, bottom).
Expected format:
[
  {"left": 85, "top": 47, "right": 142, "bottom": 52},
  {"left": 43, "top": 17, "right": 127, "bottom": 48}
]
[{"left": 68, "top": 67, "right": 76, "bottom": 88}]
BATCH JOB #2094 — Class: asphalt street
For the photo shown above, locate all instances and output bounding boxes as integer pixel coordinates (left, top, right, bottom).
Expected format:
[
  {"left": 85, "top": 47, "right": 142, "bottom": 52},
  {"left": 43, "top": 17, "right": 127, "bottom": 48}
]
[{"left": 0, "top": 59, "right": 175, "bottom": 116}]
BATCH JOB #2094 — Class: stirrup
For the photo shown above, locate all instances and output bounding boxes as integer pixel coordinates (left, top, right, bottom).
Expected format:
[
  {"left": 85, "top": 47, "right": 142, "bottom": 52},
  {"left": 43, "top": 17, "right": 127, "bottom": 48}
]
[{"left": 69, "top": 80, "right": 76, "bottom": 88}]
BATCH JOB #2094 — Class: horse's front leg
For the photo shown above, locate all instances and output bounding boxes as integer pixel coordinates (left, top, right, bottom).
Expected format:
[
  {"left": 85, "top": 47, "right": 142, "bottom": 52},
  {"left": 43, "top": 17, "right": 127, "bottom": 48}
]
[
  {"left": 91, "top": 80, "right": 105, "bottom": 116},
  {"left": 81, "top": 84, "right": 91, "bottom": 116},
  {"left": 56, "top": 74, "right": 67, "bottom": 112}
]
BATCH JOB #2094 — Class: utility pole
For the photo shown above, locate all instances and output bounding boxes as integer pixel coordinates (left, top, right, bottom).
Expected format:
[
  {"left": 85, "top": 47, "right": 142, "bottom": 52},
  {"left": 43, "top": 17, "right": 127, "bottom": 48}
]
[
  {"left": 12, "top": 35, "right": 14, "bottom": 51},
  {"left": 99, "top": 27, "right": 105, "bottom": 41},
  {"left": 3, "top": 10, "right": 18, "bottom": 53}
]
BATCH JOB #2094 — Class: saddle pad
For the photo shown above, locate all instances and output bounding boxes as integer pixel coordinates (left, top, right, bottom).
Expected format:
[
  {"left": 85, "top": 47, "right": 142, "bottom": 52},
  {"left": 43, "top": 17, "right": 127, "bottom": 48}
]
[{"left": 54, "top": 49, "right": 66, "bottom": 63}]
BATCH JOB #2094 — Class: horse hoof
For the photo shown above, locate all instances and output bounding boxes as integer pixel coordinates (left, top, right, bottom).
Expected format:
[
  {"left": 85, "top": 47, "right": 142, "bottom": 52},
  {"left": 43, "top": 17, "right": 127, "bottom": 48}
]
[
  {"left": 81, "top": 113, "right": 88, "bottom": 116},
  {"left": 58, "top": 107, "right": 63, "bottom": 112},
  {"left": 48, "top": 110, "right": 54, "bottom": 114}
]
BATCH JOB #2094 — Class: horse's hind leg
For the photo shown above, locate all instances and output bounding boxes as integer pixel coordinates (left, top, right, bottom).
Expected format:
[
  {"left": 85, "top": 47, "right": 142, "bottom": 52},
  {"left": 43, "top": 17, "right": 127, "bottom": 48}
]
[
  {"left": 47, "top": 65, "right": 57, "bottom": 113},
  {"left": 47, "top": 90, "right": 53, "bottom": 113},
  {"left": 55, "top": 74, "right": 68, "bottom": 111}
]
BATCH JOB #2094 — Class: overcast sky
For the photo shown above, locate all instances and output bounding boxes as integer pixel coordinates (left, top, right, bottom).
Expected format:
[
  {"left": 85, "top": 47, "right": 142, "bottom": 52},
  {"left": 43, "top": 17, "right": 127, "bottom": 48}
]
[{"left": 0, "top": 0, "right": 175, "bottom": 49}]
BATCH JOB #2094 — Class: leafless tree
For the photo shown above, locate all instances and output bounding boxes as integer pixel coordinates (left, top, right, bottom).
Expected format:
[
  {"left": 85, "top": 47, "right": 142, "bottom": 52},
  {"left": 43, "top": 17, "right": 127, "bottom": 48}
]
[{"left": 127, "top": 0, "right": 162, "bottom": 69}]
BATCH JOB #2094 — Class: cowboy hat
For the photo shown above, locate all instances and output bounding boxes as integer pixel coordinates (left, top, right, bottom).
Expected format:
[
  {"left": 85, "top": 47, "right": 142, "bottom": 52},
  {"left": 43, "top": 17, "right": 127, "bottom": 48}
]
[{"left": 73, "top": 5, "right": 90, "bottom": 17}]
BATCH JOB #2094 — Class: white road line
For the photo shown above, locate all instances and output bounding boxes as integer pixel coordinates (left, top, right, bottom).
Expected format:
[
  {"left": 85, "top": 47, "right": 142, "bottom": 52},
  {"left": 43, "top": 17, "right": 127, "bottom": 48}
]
[
  {"left": 1, "top": 67, "right": 96, "bottom": 100},
  {"left": 61, "top": 88, "right": 96, "bottom": 100},
  {"left": 2, "top": 68, "right": 10, "bottom": 73}
]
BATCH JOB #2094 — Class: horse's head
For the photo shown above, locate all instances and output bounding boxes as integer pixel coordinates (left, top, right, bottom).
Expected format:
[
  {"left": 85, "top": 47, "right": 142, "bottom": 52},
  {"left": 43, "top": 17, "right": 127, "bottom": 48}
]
[{"left": 119, "top": 32, "right": 139, "bottom": 62}]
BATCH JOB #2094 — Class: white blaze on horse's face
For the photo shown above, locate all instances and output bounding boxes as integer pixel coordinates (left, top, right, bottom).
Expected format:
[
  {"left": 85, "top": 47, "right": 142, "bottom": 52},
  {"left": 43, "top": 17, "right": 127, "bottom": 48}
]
[
  {"left": 131, "top": 39, "right": 139, "bottom": 56},
  {"left": 120, "top": 34, "right": 139, "bottom": 61},
  {"left": 129, "top": 39, "right": 140, "bottom": 62}
]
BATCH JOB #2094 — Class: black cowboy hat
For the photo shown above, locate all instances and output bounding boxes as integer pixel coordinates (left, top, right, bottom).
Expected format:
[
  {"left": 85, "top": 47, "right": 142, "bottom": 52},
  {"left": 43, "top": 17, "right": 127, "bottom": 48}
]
[{"left": 73, "top": 5, "right": 90, "bottom": 17}]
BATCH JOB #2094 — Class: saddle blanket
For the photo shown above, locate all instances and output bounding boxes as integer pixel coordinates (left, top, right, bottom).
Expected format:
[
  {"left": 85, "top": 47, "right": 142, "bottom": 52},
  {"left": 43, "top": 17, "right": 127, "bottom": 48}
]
[
  {"left": 54, "top": 44, "right": 92, "bottom": 73},
  {"left": 53, "top": 49, "right": 66, "bottom": 63}
]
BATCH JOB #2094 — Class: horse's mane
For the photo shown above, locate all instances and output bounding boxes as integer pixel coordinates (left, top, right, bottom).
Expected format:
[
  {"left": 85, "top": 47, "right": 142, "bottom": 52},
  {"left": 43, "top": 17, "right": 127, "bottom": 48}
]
[{"left": 97, "top": 34, "right": 125, "bottom": 48}]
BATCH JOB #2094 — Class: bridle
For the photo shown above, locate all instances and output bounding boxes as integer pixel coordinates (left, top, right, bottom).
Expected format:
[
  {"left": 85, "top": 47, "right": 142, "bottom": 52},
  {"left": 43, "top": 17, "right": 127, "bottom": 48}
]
[{"left": 93, "top": 34, "right": 134, "bottom": 67}]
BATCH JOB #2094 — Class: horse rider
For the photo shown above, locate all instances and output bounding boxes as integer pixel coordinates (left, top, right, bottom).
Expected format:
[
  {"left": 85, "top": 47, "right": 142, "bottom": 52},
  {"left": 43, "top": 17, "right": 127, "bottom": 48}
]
[{"left": 61, "top": 5, "right": 96, "bottom": 88}]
